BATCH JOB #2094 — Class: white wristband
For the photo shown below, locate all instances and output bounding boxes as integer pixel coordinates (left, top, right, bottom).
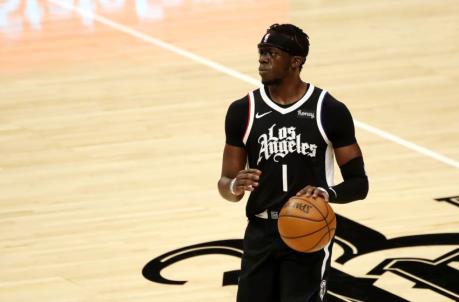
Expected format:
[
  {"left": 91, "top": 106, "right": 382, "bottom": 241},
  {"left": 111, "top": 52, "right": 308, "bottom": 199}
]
[{"left": 229, "top": 178, "right": 238, "bottom": 195}]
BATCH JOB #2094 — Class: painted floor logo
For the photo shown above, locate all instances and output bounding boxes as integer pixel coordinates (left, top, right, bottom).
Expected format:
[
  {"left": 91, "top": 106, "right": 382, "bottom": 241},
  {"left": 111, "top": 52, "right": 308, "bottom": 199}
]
[
  {"left": 435, "top": 195, "right": 459, "bottom": 207},
  {"left": 143, "top": 214, "right": 459, "bottom": 301}
]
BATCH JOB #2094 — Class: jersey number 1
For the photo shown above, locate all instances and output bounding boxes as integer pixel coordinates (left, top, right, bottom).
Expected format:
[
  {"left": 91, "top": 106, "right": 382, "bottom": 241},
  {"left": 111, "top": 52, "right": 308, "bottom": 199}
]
[{"left": 282, "top": 164, "right": 288, "bottom": 192}]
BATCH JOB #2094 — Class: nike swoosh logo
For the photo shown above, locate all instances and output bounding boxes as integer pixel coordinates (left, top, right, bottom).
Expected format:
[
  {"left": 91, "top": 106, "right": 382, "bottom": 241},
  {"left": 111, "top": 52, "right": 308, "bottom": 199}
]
[{"left": 255, "top": 111, "right": 272, "bottom": 119}]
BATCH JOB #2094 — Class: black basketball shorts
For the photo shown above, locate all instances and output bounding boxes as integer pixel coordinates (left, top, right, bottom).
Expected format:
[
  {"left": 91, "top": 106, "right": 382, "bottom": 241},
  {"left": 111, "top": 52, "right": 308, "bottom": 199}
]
[{"left": 236, "top": 216, "right": 333, "bottom": 302}]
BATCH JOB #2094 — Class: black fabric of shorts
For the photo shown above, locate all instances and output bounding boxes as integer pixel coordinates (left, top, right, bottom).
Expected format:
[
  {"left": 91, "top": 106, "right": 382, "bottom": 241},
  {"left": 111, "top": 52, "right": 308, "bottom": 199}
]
[{"left": 236, "top": 216, "right": 333, "bottom": 302}]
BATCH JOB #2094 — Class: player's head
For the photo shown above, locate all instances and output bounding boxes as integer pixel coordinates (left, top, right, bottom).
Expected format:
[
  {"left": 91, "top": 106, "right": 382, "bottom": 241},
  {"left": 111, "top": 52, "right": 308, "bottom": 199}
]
[{"left": 257, "top": 24, "right": 310, "bottom": 85}]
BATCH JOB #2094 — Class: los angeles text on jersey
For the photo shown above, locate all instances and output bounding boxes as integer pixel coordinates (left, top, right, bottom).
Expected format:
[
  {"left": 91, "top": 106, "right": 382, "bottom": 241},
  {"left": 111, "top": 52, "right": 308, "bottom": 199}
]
[{"left": 257, "top": 124, "right": 317, "bottom": 164}]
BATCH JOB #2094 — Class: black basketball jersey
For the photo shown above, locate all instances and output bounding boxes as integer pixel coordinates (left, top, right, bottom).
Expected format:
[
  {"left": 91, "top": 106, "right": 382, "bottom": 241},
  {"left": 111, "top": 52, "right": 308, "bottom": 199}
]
[
  {"left": 225, "top": 83, "right": 357, "bottom": 217},
  {"left": 242, "top": 84, "right": 334, "bottom": 216}
]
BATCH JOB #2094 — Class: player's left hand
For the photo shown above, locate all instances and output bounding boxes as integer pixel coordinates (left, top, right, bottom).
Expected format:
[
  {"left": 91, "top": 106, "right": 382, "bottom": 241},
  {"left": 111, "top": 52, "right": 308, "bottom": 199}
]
[{"left": 296, "top": 185, "right": 329, "bottom": 202}]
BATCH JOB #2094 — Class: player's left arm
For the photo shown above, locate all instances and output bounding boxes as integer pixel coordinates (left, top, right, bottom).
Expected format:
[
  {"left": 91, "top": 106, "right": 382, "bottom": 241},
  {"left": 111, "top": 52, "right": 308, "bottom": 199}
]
[
  {"left": 328, "top": 142, "right": 368, "bottom": 203},
  {"left": 325, "top": 93, "right": 368, "bottom": 203},
  {"left": 297, "top": 143, "right": 367, "bottom": 202},
  {"left": 296, "top": 93, "right": 369, "bottom": 203}
]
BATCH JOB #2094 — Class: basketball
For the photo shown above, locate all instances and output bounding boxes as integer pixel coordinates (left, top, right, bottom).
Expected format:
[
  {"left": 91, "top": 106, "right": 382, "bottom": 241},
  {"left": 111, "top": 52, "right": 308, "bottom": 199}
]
[{"left": 278, "top": 195, "right": 336, "bottom": 253}]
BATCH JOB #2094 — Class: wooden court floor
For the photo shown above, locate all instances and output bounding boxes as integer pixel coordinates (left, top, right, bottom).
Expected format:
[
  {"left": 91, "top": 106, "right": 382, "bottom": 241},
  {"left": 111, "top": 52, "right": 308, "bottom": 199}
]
[{"left": 1, "top": 0, "right": 458, "bottom": 301}]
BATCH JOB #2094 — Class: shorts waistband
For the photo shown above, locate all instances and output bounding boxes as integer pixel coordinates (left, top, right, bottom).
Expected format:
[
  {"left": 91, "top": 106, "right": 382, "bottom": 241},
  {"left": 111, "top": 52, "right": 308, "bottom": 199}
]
[{"left": 254, "top": 209, "right": 279, "bottom": 220}]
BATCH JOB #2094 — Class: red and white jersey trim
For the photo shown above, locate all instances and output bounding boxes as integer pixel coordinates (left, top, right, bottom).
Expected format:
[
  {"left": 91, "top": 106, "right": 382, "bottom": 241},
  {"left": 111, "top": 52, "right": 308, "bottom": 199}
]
[{"left": 242, "top": 91, "right": 255, "bottom": 145}]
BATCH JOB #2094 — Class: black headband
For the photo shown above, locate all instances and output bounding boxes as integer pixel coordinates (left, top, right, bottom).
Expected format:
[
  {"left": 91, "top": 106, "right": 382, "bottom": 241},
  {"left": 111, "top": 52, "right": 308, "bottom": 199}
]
[{"left": 258, "top": 32, "right": 305, "bottom": 57}]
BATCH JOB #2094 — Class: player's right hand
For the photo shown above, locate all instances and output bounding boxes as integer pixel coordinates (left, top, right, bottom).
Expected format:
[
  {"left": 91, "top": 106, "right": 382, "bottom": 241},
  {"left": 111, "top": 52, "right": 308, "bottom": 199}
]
[{"left": 231, "top": 169, "right": 262, "bottom": 195}]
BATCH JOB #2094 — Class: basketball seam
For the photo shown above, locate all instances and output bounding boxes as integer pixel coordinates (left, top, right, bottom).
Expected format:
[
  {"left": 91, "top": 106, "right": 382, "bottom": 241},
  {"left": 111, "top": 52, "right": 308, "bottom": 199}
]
[
  {"left": 301, "top": 230, "right": 331, "bottom": 253},
  {"left": 280, "top": 215, "right": 336, "bottom": 239},
  {"left": 303, "top": 228, "right": 336, "bottom": 253},
  {"left": 303, "top": 198, "right": 332, "bottom": 241},
  {"left": 279, "top": 223, "right": 329, "bottom": 239},
  {"left": 278, "top": 214, "right": 324, "bottom": 222}
]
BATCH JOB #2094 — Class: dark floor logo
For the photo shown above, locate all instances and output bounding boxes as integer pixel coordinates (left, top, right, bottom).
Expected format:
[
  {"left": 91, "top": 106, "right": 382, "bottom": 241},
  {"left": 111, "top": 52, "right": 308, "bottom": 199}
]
[
  {"left": 435, "top": 195, "right": 459, "bottom": 207},
  {"left": 143, "top": 214, "right": 459, "bottom": 301}
]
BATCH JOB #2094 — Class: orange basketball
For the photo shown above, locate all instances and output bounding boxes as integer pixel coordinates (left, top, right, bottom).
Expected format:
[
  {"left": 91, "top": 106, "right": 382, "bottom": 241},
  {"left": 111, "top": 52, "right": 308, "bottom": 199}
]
[{"left": 278, "top": 195, "right": 336, "bottom": 253}]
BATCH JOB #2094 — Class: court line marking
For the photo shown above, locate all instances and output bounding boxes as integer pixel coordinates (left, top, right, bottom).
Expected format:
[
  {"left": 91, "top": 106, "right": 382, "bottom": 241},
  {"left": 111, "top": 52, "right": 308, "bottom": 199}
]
[{"left": 49, "top": 0, "right": 459, "bottom": 170}]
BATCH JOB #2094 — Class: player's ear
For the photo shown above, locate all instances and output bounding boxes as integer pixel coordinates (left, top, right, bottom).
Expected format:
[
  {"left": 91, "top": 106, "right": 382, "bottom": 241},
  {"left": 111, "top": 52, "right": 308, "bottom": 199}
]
[{"left": 291, "top": 56, "right": 304, "bottom": 70}]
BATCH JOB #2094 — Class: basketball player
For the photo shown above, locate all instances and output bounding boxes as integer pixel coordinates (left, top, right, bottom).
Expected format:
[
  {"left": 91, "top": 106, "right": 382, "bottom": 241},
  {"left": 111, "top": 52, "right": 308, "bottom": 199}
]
[{"left": 218, "top": 24, "right": 369, "bottom": 302}]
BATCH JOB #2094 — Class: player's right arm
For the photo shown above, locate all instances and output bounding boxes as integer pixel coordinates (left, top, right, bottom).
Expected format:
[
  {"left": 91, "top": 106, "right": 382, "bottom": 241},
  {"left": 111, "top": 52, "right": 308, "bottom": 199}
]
[
  {"left": 218, "top": 96, "right": 262, "bottom": 202},
  {"left": 218, "top": 145, "right": 261, "bottom": 202}
]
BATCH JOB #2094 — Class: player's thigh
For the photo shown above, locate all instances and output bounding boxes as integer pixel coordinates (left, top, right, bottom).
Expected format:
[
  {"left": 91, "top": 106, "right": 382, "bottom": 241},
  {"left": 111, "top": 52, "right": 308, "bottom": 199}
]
[
  {"left": 237, "top": 219, "right": 279, "bottom": 302},
  {"left": 237, "top": 254, "right": 279, "bottom": 302},
  {"left": 279, "top": 251, "right": 326, "bottom": 302}
]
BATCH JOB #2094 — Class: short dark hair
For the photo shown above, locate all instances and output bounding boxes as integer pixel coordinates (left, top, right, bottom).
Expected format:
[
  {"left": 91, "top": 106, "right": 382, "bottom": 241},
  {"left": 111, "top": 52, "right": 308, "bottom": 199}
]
[{"left": 265, "top": 23, "right": 310, "bottom": 70}]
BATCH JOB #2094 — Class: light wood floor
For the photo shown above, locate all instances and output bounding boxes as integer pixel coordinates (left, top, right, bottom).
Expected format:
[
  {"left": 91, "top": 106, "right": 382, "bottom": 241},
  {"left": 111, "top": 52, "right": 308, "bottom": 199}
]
[{"left": 1, "top": 1, "right": 458, "bottom": 301}]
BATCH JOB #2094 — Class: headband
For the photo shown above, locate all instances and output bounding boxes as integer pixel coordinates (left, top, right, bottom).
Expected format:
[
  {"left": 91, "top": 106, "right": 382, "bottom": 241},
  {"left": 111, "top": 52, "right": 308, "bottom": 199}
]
[{"left": 258, "top": 32, "right": 306, "bottom": 57}]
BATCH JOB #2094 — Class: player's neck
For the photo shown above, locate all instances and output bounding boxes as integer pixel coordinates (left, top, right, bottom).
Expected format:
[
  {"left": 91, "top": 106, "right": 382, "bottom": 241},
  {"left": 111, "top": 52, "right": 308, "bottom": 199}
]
[{"left": 267, "top": 78, "right": 307, "bottom": 106}]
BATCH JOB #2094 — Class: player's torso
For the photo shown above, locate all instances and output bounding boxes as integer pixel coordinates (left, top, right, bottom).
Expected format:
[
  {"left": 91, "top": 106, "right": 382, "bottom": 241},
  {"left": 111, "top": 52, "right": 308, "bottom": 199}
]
[{"left": 244, "top": 84, "right": 334, "bottom": 215}]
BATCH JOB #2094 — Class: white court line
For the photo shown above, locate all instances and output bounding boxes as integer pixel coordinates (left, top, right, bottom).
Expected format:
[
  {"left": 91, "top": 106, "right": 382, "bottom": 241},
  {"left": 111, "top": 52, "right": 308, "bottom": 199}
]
[
  {"left": 50, "top": 0, "right": 459, "bottom": 170},
  {"left": 356, "top": 121, "right": 459, "bottom": 169}
]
